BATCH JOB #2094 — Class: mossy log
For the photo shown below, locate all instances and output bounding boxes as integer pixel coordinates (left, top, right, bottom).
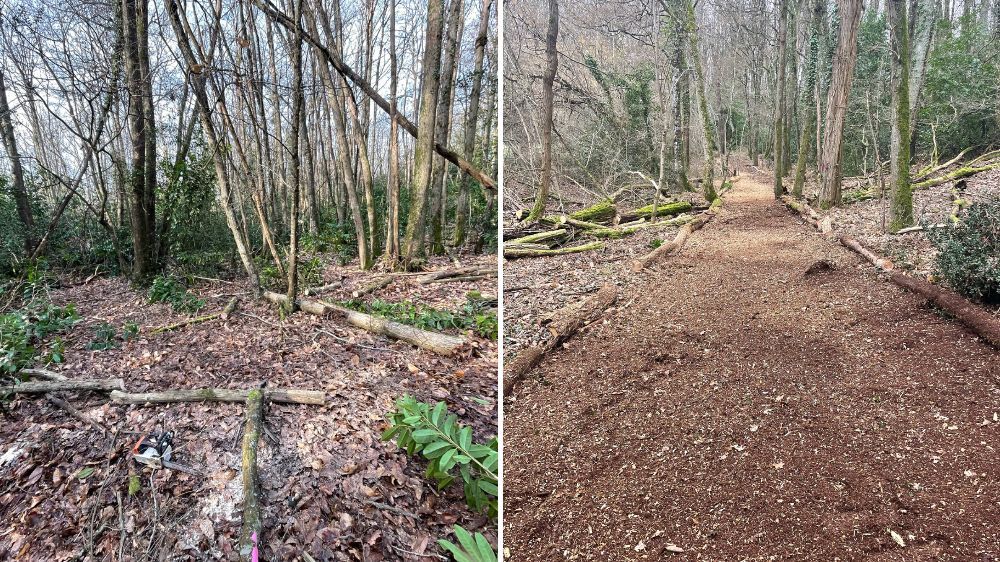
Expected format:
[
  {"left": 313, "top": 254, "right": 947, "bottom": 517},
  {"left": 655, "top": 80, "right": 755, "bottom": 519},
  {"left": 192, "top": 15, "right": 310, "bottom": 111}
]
[
  {"left": 109, "top": 387, "right": 325, "bottom": 405},
  {"left": 507, "top": 229, "right": 568, "bottom": 245},
  {"left": 912, "top": 163, "right": 1000, "bottom": 190},
  {"left": 568, "top": 200, "right": 616, "bottom": 224},
  {"left": 504, "top": 283, "right": 618, "bottom": 395},
  {"left": 262, "top": 291, "right": 467, "bottom": 355},
  {"left": 150, "top": 297, "right": 239, "bottom": 334},
  {"left": 239, "top": 389, "right": 264, "bottom": 562},
  {"left": 839, "top": 236, "right": 1000, "bottom": 348},
  {"left": 503, "top": 241, "right": 604, "bottom": 259},
  {"left": 632, "top": 201, "right": 692, "bottom": 218},
  {"left": 911, "top": 148, "right": 972, "bottom": 182},
  {"left": 504, "top": 242, "right": 551, "bottom": 252},
  {"left": 9, "top": 379, "right": 125, "bottom": 394}
]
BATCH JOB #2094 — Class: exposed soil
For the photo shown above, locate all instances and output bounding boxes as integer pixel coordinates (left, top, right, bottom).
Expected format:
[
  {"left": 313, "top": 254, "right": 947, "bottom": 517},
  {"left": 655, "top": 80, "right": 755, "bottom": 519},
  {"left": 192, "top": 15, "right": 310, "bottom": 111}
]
[
  {"left": 502, "top": 178, "right": 1000, "bottom": 560},
  {"left": 0, "top": 255, "right": 497, "bottom": 561}
]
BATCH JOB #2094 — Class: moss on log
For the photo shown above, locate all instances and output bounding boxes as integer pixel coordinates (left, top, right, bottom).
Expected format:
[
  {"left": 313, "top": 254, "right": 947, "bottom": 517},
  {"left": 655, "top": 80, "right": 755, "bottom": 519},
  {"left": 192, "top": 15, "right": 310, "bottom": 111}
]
[
  {"left": 569, "top": 200, "right": 616, "bottom": 223},
  {"left": 239, "top": 389, "right": 263, "bottom": 561},
  {"left": 503, "top": 241, "right": 604, "bottom": 259},
  {"left": 632, "top": 201, "right": 692, "bottom": 218},
  {"left": 507, "top": 229, "right": 568, "bottom": 245},
  {"left": 912, "top": 163, "right": 1000, "bottom": 190}
]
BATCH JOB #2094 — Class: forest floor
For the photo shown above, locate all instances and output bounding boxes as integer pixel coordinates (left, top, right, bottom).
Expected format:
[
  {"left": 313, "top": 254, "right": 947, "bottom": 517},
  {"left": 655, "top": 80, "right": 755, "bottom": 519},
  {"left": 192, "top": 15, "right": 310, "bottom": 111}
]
[
  {"left": 503, "top": 177, "right": 1000, "bottom": 560},
  {"left": 0, "top": 254, "right": 497, "bottom": 561}
]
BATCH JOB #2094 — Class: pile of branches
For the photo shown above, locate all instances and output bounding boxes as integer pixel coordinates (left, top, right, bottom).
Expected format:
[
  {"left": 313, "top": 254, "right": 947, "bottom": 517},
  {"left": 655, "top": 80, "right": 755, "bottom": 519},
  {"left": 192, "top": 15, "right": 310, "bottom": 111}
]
[{"left": 503, "top": 199, "right": 699, "bottom": 259}]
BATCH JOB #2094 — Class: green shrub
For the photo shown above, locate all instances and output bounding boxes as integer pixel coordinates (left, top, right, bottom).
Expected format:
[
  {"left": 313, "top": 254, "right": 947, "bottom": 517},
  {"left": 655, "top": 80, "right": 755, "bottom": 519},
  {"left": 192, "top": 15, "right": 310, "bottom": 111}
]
[
  {"left": 87, "top": 322, "right": 118, "bottom": 351},
  {"left": 148, "top": 275, "right": 205, "bottom": 313},
  {"left": 929, "top": 201, "right": 1000, "bottom": 303},
  {"left": 383, "top": 395, "right": 498, "bottom": 518},
  {"left": 0, "top": 301, "right": 78, "bottom": 373}
]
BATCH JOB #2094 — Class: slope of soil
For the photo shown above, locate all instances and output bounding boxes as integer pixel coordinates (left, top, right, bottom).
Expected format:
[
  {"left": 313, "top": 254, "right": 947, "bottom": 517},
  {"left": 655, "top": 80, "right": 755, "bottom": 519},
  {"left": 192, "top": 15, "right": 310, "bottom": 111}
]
[
  {"left": 0, "top": 255, "right": 497, "bottom": 561},
  {"left": 503, "top": 179, "right": 1000, "bottom": 560}
]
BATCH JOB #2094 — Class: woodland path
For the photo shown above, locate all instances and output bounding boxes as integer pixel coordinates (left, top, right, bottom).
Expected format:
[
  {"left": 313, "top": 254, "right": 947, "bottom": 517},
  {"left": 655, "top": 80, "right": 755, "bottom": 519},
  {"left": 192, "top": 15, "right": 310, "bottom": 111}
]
[{"left": 503, "top": 178, "right": 1000, "bottom": 560}]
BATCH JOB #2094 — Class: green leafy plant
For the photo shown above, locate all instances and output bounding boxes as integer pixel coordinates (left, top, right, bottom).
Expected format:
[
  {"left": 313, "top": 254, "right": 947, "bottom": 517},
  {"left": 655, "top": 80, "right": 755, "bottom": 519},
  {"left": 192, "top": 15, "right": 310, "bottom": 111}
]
[
  {"left": 438, "top": 525, "right": 497, "bottom": 562},
  {"left": 122, "top": 322, "right": 139, "bottom": 341},
  {"left": 148, "top": 275, "right": 205, "bottom": 314},
  {"left": 0, "top": 302, "right": 78, "bottom": 373},
  {"left": 928, "top": 201, "right": 1000, "bottom": 303},
  {"left": 87, "top": 322, "right": 118, "bottom": 351},
  {"left": 649, "top": 238, "right": 663, "bottom": 249},
  {"left": 382, "top": 395, "right": 498, "bottom": 517}
]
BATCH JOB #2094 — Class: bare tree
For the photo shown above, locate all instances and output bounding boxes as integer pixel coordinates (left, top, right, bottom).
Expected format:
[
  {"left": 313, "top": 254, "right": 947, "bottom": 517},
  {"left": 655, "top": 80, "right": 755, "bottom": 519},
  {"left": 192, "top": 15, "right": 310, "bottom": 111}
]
[{"left": 525, "top": 0, "right": 559, "bottom": 222}]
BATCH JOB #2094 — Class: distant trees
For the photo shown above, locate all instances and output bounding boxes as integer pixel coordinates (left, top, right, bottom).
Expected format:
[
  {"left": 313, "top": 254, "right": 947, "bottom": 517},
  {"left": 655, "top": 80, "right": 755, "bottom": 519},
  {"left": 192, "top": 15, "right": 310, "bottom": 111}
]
[{"left": 0, "top": 0, "right": 498, "bottom": 283}]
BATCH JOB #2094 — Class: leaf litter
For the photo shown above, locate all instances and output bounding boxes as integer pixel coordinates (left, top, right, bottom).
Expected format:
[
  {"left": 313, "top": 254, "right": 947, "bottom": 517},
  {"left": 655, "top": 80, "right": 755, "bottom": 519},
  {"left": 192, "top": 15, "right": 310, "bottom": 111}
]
[{"left": 0, "top": 255, "right": 497, "bottom": 561}]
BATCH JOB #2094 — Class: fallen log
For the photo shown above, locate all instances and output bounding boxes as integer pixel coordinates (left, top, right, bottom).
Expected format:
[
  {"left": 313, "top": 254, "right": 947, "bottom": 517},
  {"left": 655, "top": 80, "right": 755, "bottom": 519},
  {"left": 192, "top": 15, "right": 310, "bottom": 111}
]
[
  {"left": 303, "top": 281, "right": 343, "bottom": 297},
  {"left": 630, "top": 201, "right": 720, "bottom": 272},
  {"left": 150, "top": 297, "right": 239, "bottom": 335},
  {"left": 47, "top": 394, "right": 109, "bottom": 434},
  {"left": 8, "top": 379, "right": 125, "bottom": 394},
  {"left": 424, "top": 274, "right": 489, "bottom": 284},
  {"left": 239, "top": 389, "right": 264, "bottom": 562},
  {"left": 504, "top": 241, "right": 604, "bottom": 259},
  {"left": 839, "top": 236, "right": 1000, "bottom": 348},
  {"left": 507, "top": 229, "right": 568, "bottom": 245},
  {"left": 912, "top": 162, "right": 1000, "bottom": 190},
  {"left": 894, "top": 223, "right": 948, "bottom": 235},
  {"left": 351, "top": 276, "right": 395, "bottom": 298},
  {"left": 911, "top": 148, "right": 972, "bottom": 183},
  {"left": 568, "top": 200, "right": 616, "bottom": 224},
  {"left": 109, "top": 387, "right": 325, "bottom": 405},
  {"left": 839, "top": 235, "right": 894, "bottom": 271},
  {"left": 18, "top": 368, "right": 68, "bottom": 381},
  {"left": 262, "top": 292, "right": 467, "bottom": 355},
  {"left": 781, "top": 195, "right": 834, "bottom": 234},
  {"left": 631, "top": 201, "right": 692, "bottom": 219},
  {"left": 417, "top": 266, "right": 492, "bottom": 284},
  {"left": 504, "top": 284, "right": 618, "bottom": 395}
]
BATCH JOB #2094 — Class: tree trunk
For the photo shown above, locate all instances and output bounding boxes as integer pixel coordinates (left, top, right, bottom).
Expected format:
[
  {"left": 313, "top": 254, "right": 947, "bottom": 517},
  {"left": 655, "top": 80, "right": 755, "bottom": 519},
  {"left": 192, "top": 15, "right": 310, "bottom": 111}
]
[
  {"left": 428, "top": 0, "right": 465, "bottom": 254},
  {"left": 818, "top": 0, "right": 863, "bottom": 208},
  {"left": 165, "top": 0, "right": 260, "bottom": 291},
  {"left": 384, "top": 0, "right": 402, "bottom": 265},
  {"left": 401, "top": 0, "right": 445, "bottom": 263},
  {"left": 525, "top": 0, "right": 559, "bottom": 222},
  {"left": 684, "top": 0, "right": 718, "bottom": 201},
  {"left": 454, "top": 0, "right": 493, "bottom": 247},
  {"left": 286, "top": 0, "right": 305, "bottom": 311},
  {"left": 0, "top": 69, "right": 35, "bottom": 253},
  {"left": 773, "top": 0, "right": 788, "bottom": 197},
  {"left": 122, "top": 0, "right": 157, "bottom": 280},
  {"left": 888, "top": 0, "right": 913, "bottom": 232}
]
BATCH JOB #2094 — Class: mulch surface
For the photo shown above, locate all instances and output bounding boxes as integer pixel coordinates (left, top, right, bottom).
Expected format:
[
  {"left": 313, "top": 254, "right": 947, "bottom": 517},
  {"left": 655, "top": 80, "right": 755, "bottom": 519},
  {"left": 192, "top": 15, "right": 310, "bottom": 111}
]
[
  {"left": 0, "top": 255, "right": 497, "bottom": 561},
  {"left": 503, "top": 179, "right": 1000, "bottom": 560}
]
